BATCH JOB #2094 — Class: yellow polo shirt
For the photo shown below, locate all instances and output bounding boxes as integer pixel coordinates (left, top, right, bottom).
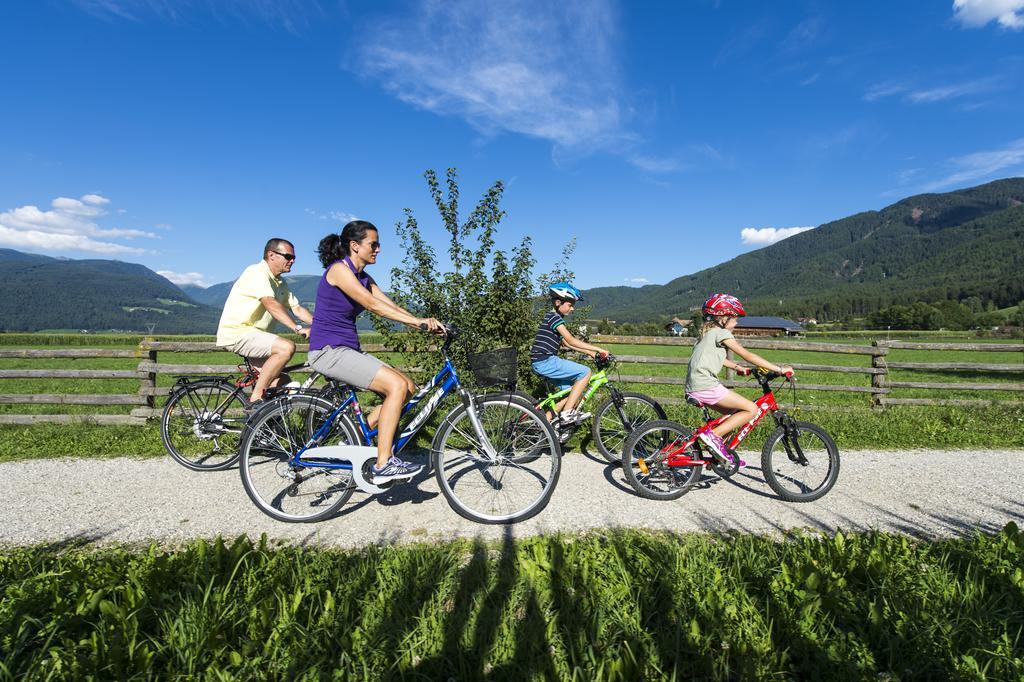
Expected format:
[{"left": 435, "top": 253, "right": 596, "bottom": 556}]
[{"left": 216, "top": 260, "right": 300, "bottom": 346}]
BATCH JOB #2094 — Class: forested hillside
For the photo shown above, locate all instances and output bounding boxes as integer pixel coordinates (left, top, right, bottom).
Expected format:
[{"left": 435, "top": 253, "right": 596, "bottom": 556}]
[
  {"left": 585, "top": 178, "right": 1024, "bottom": 322},
  {"left": 0, "top": 254, "right": 220, "bottom": 333}
]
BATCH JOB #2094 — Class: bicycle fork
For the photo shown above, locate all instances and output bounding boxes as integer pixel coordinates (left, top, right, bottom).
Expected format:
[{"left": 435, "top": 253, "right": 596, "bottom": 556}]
[
  {"left": 777, "top": 414, "right": 809, "bottom": 465},
  {"left": 459, "top": 388, "right": 500, "bottom": 461}
]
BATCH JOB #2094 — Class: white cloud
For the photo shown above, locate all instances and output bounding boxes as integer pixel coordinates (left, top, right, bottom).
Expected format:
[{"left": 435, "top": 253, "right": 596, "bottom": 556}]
[
  {"left": 865, "top": 76, "right": 999, "bottom": 104},
  {"left": 623, "top": 277, "right": 650, "bottom": 286},
  {"left": 157, "top": 270, "right": 209, "bottom": 287},
  {"left": 864, "top": 81, "right": 907, "bottom": 101},
  {"left": 906, "top": 77, "right": 997, "bottom": 103},
  {"left": 922, "top": 138, "right": 1024, "bottom": 191},
  {"left": 0, "top": 193, "right": 155, "bottom": 255},
  {"left": 741, "top": 226, "right": 816, "bottom": 246},
  {"left": 305, "top": 208, "right": 359, "bottom": 223},
  {"left": 354, "top": 1, "right": 673, "bottom": 171},
  {"left": 69, "top": 0, "right": 318, "bottom": 32},
  {"left": 953, "top": 0, "right": 1024, "bottom": 30}
]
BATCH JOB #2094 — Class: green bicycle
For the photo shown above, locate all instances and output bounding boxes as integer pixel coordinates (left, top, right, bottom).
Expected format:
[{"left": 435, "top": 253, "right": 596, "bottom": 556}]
[{"left": 527, "top": 353, "right": 667, "bottom": 463}]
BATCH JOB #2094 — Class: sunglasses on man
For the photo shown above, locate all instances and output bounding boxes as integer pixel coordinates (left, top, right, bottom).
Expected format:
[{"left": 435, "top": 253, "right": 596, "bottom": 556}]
[{"left": 273, "top": 251, "right": 296, "bottom": 262}]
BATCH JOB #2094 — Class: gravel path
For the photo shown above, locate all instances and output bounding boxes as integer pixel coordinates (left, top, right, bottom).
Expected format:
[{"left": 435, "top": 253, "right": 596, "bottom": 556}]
[{"left": 4, "top": 449, "right": 1022, "bottom": 548}]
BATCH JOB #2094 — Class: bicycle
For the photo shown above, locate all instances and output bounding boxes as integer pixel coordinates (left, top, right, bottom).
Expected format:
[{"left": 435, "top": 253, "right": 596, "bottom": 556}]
[
  {"left": 160, "top": 357, "right": 338, "bottom": 472},
  {"left": 621, "top": 367, "right": 840, "bottom": 502},
  {"left": 527, "top": 353, "right": 666, "bottom": 463},
  {"left": 236, "top": 325, "right": 562, "bottom": 524}
]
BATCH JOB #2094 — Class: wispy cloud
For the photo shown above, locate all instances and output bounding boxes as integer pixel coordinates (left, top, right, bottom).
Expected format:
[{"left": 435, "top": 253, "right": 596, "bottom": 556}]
[
  {"left": 906, "top": 77, "right": 999, "bottom": 102},
  {"left": 864, "top": 81, "right": 908, "bottom": 101},
  {"left": 158, "top": 270, "right": 209, "bottom": 287},
  {"left": 0, "top": 194, "right": 154, "bottom": 255},
  {"left": 68, "top": 0, "right": 321, "bottom": 33},
  {"left": 623, "top": 277, "right": 650, "bottom": 286},
  {"left": 304, "top": 208, "right": 359, "bottom": 223},
  {"left": 953, "top": 0, "right": 1024, "bottom": 30},
  {"left": 864, "top": 76, "right": 999, "bottom": 103},
  {"left": 352, "top": 0, "right": 675, "bottom": 173},
  {"left": 741, "top": 226, "right": 815, "bottom": 246},
  {"left": 921, "top": 138, "right": 1024, "bottom": 191},
  {"left": 778, "top": 16, "right": 824, "bottom": 56}
]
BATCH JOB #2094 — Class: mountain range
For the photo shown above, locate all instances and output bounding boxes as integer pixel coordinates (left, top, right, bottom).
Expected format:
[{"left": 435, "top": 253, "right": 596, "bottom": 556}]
[
  {"left": 1, "top": 178, "right": 1021, "bottom": 332},
  {"left": 584, "top": 177, "right": 1024, "bottom": 322}
]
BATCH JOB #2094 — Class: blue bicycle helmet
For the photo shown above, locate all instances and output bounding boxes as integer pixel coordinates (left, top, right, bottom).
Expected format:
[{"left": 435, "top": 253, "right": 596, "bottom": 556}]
[{"left": 548, "top": 282, "right": 583, "bottom": 302}]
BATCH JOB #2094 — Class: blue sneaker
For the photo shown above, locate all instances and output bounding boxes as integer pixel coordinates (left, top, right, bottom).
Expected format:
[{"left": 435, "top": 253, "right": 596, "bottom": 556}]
[{"left": 370, "top": 457, "right": 423, "bottom": 482}]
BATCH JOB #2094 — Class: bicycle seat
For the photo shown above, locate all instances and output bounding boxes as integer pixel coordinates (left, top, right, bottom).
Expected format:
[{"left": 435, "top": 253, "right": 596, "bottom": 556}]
[{"left": 685, "top": 395, "right": 704, "bottom": 408}]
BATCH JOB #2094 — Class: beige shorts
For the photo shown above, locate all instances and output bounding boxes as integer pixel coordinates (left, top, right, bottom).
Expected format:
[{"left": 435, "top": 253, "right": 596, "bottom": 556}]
[{"left": 220, "top": 329, "right": 279, "bottom": 359}]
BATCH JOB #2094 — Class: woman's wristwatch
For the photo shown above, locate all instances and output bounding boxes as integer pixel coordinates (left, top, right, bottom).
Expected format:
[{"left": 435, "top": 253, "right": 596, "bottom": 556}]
[{"left": 294, "top": 323, "right": 304, "bottom": 333}]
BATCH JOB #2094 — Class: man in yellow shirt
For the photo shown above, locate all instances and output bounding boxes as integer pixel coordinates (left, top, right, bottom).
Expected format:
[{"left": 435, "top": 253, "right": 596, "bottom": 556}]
[{"left": 216, "top": 238, "right": 313, "bottom": 407}]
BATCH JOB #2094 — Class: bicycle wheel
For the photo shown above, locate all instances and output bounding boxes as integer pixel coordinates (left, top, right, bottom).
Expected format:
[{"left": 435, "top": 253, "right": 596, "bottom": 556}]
[
  {"left": 591, "top": 391, "right": 667, "bottom": 464},
  {"left": 161, "top": 380, "right": 247, "bottom": 471},
  {"left": 432, "top": 392, "right": 561, "bottom": 524},
  {"left": 621, "top": 420, "right": 702, "bottom": 501},
  {"left": 761, "top": 420, "right": 840, "bottom": 503},
  {"left": 238, "top": 394, "right": 359, "bottom": 522}
]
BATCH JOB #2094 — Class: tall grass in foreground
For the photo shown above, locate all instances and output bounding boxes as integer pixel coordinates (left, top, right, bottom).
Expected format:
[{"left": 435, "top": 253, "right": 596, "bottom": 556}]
[{"left": 2, "top": 526, "right": 1023, "bottom": 680}]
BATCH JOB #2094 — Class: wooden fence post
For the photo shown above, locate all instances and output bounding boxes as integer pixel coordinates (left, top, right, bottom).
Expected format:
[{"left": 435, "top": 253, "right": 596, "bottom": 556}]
[
  {"left": 871, "top": 340, "right": 889, "bottom": 409},
  {"left": 139, "top": 342, "right": 158, "bottom": 409},
  {"left": 726, "top": 348, "right": 735, "bottom": 381}
]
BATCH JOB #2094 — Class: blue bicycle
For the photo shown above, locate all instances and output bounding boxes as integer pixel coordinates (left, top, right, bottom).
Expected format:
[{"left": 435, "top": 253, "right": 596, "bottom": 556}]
[{"left": 236, "top": 326, "right": 561, "bottom": 524}]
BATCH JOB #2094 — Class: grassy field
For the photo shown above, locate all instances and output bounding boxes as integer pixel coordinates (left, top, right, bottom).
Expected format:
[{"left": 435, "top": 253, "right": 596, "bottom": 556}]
[
  {"left": 0, "top": 332, "right": 1021, "bottom": 461},
  {"left": 2, "top": 525, "right": 1022, "bottom": 679}
]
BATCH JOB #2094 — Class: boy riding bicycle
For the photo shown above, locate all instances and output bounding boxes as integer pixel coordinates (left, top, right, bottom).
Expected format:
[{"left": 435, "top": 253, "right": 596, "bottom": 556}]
[{"left": 531, "top": 282, "right": 609, "bottom": 426}]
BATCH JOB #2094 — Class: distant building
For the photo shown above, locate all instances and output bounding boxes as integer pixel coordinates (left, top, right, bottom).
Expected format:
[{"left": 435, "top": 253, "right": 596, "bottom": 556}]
[
  {"left": 797, "top": 317, "right": 818, "bottom": 325},
  {"left": 735, "top": 316, "right": 804, "bottom": 336},
  {"left": 665, "top": 321, "right": 687, "bottom": 336}
]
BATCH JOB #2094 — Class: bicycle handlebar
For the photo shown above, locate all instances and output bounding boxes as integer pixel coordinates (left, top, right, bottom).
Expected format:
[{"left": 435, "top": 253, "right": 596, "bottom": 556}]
[{"left": 752, "top": 366, "right": 792, "bottom": 385}]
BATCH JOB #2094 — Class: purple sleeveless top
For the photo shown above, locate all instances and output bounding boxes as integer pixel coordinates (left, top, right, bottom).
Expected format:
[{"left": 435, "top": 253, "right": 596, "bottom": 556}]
[{"left": 309, "top": 257, "right": 373, "bottom": 351}]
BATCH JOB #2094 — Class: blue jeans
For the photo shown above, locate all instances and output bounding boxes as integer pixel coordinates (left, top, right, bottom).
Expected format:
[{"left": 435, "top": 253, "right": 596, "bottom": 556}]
[{"left": 531, "top": 356, "right": 590, "bottom": 391}]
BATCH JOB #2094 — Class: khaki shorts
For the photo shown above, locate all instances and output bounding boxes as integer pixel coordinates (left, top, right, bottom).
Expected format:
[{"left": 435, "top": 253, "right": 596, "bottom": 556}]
[
  {"left": 308, "top": 345, "right": 385, "bottom": 391},
  {"left": 220, "top": 329, "right": 279, "bottom": 359}
]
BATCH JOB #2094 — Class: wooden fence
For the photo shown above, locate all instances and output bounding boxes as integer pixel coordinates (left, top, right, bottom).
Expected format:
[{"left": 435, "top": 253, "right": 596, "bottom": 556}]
[{"left": 0, "top": 337, "right": 1021, "bottom": 425}]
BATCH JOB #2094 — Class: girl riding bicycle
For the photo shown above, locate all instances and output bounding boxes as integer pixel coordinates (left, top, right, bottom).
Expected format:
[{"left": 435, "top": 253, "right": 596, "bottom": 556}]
[{"left": 685, "top": 293, "right": 793, "bottom": 463}]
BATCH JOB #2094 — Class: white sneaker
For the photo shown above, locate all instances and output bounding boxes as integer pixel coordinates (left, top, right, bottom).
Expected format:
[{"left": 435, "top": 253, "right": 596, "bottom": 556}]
[{"left": 559, "top": 409, "right": 592, "bottom": 425}]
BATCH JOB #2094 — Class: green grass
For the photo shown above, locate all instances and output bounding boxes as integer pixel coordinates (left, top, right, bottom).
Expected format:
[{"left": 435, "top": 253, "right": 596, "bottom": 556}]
[
  {"left": 2, "top": 404, "right": 1022, "bottom": 463},
  {"left": 2, "top": 525, "right": 1023, "bottom": 679}
]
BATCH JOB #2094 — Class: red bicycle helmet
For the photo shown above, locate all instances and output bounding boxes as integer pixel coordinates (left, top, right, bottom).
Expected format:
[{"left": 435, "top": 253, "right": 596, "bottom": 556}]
[{"left": 703, "top": 293, "right": 746, "bottom": 317}]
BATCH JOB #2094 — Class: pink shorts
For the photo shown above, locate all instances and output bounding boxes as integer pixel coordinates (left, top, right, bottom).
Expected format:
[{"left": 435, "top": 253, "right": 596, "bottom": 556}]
[{"left": 686, "top": 384, "right": 729, "bottom": 406}]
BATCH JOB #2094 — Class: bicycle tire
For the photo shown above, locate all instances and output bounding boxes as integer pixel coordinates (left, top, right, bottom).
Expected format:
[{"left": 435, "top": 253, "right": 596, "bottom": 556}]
[
  {"left": 160, "top": 379, "right": 247, "bottom": 471},
  {"left": 591, "top": 391, "right": 667, "bottom": 464},
  {"left": 238, "top": 394, "right": 360, "bottom": 522},
  {"left": 761, "top": 420, "right": 840, "bottom": 503},
  {"left": 432, "top": 392, "right": 561, "bottom": 524},
  {"left": 621, "top": 420, "right": 702, "bottom": 501}
]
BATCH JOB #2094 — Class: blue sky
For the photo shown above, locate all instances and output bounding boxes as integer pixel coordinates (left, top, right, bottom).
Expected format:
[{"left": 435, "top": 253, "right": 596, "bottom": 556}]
[{"left": 1, "top": 0, "right": 1022, "bottom": 291}]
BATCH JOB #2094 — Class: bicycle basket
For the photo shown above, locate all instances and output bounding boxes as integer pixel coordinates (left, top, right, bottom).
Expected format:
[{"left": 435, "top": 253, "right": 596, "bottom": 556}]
[{"left": 467, "top": 347, "right": 518, "bottom": 387}]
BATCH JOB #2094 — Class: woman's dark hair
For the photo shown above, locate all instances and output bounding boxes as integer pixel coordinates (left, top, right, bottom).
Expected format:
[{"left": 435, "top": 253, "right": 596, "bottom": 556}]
[{"left": 317, "top": 220, "right": 378, "bottom": 268}]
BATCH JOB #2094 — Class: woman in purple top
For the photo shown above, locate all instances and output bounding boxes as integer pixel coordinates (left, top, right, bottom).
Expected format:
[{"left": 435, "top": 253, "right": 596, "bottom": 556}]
[{"left": 308, "top": 220, "right": 444, "bottom": 482}]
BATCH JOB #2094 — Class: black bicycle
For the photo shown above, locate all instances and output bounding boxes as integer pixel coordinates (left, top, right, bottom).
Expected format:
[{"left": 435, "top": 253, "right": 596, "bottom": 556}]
[{"left": 160, "top": 357, "right": 339, "bottom": 471}]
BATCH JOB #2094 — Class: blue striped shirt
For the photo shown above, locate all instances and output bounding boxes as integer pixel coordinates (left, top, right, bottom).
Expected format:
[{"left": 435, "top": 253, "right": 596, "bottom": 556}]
[{"left": 530, "top": 311, "right": 565, "bottom": 362}]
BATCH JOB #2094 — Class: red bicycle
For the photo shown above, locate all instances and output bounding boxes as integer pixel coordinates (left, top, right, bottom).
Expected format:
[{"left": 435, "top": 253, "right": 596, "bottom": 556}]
[{"left": 621, "top": 367, "right": 840, "bottom": 502}]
